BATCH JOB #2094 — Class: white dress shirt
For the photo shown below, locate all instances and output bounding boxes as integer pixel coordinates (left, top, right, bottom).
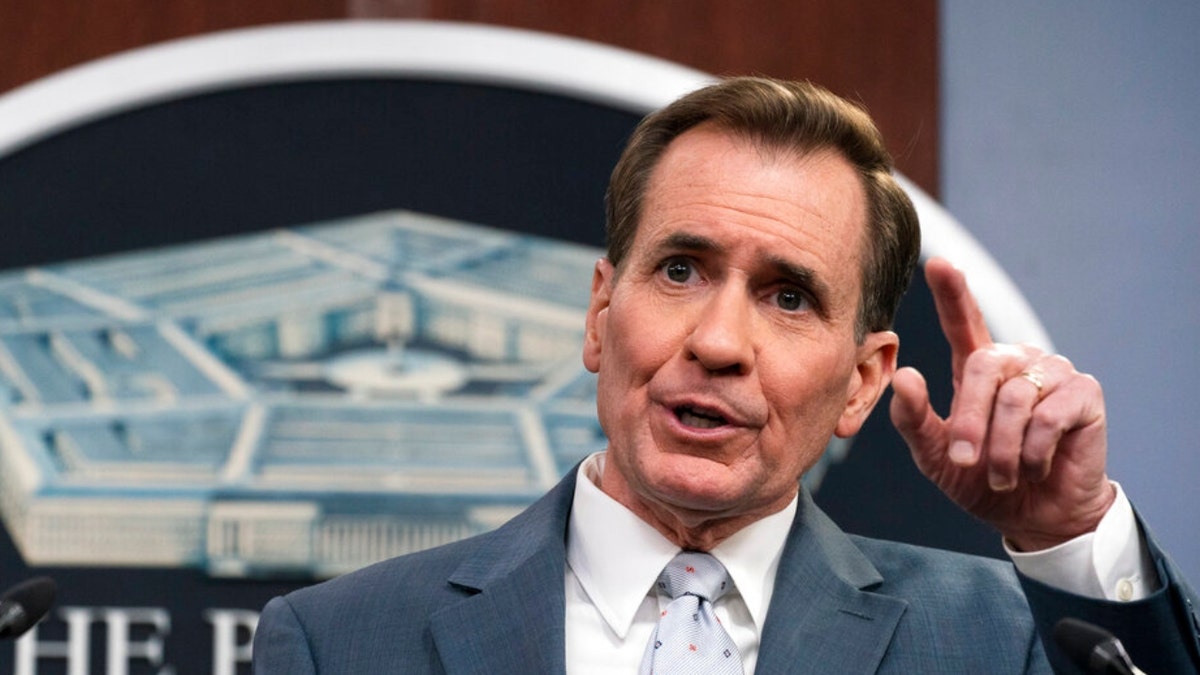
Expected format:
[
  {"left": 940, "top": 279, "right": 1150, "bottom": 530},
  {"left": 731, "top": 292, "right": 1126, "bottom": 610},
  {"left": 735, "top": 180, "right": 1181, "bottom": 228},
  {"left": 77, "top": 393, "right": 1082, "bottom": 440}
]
[
  {"left": 565, "top": 452, "right": 795, "bottom": 674},
  {"left": 1006, "top": 481, "right": 1157, "bottom": 601},
  {"left": 564, "top": 452, "right": 1153, "bottom": 674}
]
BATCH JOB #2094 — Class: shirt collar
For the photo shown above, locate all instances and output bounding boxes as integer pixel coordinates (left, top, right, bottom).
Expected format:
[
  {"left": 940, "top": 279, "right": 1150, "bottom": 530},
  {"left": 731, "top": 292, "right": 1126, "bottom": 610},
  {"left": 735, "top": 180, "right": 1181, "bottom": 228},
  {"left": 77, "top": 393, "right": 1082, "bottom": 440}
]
[{"left": 566, "top": 451, "right": 796, "bottom": 639}]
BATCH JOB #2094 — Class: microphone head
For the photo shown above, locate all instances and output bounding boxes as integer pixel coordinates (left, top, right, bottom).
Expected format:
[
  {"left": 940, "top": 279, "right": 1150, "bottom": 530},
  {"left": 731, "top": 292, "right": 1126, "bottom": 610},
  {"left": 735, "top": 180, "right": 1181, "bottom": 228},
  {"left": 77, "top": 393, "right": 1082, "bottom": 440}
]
[
  {"left": 1053, "top": 617, "right": 1134, "bottom": 674},
  {"left": 0, "top": 576, "right": 57, "bottom": 639}
]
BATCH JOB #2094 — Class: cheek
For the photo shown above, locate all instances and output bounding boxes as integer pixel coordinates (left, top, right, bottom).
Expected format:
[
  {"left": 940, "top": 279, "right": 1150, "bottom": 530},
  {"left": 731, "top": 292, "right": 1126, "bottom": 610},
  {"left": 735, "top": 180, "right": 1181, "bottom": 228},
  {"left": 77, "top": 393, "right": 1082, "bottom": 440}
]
[
  {"left": 593, "top": 307, "right": 658, "bottom": 418},
  {"left": 604, "top": 300, "right": 679, "bottom": 374},
  {"left": 760, "top": 354, "right": 856, "bottom": 451}
]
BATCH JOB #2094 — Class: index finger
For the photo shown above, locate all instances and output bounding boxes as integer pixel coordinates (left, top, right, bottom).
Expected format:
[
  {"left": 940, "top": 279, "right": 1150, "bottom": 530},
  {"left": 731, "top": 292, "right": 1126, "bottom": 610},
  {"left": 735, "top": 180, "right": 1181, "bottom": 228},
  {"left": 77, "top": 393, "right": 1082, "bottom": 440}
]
[{"left": 924, "top": 257, "right": 994, "bottom": 384}]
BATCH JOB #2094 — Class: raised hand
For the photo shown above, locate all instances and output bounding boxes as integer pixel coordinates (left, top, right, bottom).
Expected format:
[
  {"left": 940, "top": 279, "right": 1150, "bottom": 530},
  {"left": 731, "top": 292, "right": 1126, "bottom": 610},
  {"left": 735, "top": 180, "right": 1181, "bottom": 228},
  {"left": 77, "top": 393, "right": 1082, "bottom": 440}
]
[{"left": 889, "top": 257, "right": 1116, "bottom": 551}]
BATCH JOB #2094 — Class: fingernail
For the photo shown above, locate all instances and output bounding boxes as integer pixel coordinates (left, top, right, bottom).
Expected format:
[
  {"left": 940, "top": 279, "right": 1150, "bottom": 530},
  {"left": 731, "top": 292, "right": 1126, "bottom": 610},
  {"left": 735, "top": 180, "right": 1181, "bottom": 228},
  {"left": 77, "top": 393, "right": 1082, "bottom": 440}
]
[
  {"left": 989, "top": 471, "right": 1014, "bottom": 492},
  {"left": 949, "top": 441, "right": 976, "bottom": 464}
]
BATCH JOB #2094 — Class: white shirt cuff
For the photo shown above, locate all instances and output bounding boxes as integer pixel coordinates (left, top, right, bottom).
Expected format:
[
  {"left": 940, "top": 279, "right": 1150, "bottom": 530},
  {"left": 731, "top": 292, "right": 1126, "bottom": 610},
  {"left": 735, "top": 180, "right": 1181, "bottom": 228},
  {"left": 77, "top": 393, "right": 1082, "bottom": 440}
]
[{"left": 1005, "top": 482, "right": 1158, "bottom": 601}]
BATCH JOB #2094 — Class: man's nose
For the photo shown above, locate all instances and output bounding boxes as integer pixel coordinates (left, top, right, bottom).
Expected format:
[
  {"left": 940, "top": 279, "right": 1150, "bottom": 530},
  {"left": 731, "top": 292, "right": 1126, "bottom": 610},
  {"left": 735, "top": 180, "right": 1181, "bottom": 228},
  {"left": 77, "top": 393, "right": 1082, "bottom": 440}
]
[{"left": 683, "top": 283, "right": 754, "bottom": 374}]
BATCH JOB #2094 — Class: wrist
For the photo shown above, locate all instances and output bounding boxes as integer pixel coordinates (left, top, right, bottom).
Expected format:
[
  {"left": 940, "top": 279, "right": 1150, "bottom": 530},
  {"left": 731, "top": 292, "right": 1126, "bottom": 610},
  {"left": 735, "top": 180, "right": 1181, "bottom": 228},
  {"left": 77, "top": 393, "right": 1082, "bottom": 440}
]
[{"left": 1004, "top": 482, "right": 1117, "bottom": 552}]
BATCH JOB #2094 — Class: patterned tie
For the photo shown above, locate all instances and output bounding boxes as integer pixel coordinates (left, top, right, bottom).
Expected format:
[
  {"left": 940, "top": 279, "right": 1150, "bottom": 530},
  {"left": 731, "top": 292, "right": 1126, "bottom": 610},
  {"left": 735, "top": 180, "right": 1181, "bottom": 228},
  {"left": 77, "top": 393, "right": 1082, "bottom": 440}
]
[{"left": 639, "top": 551, "right": 744, "bottom": 675}]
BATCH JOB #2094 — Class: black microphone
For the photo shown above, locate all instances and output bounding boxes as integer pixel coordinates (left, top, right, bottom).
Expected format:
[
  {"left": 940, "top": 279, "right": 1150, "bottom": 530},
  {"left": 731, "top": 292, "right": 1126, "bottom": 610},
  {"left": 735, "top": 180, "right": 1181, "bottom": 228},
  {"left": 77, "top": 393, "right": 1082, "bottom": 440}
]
[
  {"left": 0, "top": 576, "right": 57, "bottom": 640},
  {"left": 1053, "top": 617, "right": 1147, "bottom": 675}
]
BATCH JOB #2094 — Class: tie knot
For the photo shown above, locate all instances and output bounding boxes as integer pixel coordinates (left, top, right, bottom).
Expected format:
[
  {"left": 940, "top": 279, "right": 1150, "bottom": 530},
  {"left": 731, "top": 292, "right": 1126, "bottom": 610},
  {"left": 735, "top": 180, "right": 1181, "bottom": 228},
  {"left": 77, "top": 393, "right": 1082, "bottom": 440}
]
[{"left": 656, "top": 551, "right": 732, "bottom": 603}]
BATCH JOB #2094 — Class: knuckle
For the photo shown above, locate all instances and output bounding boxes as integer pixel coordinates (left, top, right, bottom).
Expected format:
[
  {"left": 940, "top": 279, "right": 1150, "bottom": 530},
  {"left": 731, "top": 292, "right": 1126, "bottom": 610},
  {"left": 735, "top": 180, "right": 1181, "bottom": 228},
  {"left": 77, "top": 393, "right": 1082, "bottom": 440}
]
[
  {"left": 995, "top": 382, "right": 1033, "bottom": 409},
  {"left": 949, "top": 417, "right": 986, "bottom": 445},
  {"left": 1047, "top": 353, "right": 1073, "bottom": 370},
  {"left": 1017, "top": 343, "right": 1044, "bottom": 359},
  {"left": 1029, "top": 405, "right": 1064, "bottom": 431},
  {"left": 963, "top": 348, "right": 1001, "bottom": 377}
]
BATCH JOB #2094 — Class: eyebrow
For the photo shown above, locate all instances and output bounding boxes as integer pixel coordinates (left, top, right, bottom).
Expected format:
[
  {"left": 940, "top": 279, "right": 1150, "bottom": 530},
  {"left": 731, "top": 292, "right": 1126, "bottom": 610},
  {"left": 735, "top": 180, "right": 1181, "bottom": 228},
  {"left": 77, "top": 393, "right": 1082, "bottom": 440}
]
[
  {"left": 651, "top": 231, "right": 833, "bottom": 316},
  {"left": 655, "top": 231, "right": 720, "bottom": 256}
]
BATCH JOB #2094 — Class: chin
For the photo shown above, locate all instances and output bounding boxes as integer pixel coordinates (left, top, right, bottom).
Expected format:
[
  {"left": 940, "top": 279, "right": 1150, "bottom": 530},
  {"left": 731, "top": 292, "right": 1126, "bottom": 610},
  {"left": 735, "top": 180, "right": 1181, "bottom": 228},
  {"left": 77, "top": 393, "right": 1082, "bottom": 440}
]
[{"left": 640, "top": 459, "right": 761, "bottom": 514}]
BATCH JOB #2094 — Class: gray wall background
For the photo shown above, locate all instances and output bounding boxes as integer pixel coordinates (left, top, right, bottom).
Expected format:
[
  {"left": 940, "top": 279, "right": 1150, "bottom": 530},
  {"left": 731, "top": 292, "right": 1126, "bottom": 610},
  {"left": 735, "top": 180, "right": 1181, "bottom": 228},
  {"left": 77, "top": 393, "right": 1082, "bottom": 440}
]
[{"left": 942, "top": 1, "right": 1200, "bottom": 584}]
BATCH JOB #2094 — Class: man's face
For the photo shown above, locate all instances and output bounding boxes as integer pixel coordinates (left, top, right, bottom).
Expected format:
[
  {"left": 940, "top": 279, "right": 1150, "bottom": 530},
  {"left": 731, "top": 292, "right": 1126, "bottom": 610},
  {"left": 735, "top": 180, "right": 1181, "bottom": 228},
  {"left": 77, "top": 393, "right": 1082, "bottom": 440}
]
[{"left": 583, "top": 124, "right": 897, "bottom": 541}]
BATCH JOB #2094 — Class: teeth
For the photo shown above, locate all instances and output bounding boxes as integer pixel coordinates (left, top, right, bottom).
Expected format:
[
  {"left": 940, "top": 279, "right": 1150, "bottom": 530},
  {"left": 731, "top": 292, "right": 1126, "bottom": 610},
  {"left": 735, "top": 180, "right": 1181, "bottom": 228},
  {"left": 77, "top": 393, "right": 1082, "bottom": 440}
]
[{"left": 677, "top": 407, "right": 726, "bottom": 429}]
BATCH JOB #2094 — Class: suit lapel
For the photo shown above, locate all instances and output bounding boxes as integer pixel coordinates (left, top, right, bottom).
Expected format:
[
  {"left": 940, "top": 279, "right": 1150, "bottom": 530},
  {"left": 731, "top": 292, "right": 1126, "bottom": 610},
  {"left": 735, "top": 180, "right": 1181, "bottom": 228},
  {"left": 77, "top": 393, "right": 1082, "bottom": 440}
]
[
  {"left": 756, "top": 491, "right": 907, "bottom": 674},
  {"left": 428, "top": 471, "right": 576, "bottom": 675},
  {"left": 425, "top": 471, "right": 908, "bottom": 674}
]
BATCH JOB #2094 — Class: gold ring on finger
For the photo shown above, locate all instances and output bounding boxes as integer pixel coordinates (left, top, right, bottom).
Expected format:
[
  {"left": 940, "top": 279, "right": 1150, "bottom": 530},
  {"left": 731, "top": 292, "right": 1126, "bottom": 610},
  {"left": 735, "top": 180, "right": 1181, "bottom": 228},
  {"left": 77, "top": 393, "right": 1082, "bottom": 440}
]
[{"left": 1018, "top": 367, "right": 1046, "bottom": 399}]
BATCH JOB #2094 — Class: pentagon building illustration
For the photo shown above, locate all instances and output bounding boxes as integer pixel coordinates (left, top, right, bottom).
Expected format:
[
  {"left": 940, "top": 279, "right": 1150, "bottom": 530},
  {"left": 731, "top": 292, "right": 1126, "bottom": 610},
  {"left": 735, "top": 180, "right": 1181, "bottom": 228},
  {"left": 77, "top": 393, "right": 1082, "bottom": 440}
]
[
  {"left": 0, "top": 210, "right": 849, "bottom": 579},
  {"left": 0, "top": 211, "right": 608, "bottom": 578}
]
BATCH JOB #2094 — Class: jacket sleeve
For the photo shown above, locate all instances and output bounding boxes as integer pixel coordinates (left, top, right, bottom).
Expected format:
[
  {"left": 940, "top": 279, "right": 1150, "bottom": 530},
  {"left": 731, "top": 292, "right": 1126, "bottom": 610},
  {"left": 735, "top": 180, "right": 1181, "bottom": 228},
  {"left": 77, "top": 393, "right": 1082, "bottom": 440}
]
[{"left": 1018, "top": 518, "right": 1200, "bottom": 674}]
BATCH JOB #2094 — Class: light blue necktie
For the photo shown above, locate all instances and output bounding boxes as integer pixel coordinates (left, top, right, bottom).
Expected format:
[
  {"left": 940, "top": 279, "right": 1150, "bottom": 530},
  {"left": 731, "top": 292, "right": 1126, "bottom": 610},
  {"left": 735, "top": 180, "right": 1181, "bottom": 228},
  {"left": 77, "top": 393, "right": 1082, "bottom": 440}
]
[{"left": 640, "top": 551, "right": 744, "bottom": 674}]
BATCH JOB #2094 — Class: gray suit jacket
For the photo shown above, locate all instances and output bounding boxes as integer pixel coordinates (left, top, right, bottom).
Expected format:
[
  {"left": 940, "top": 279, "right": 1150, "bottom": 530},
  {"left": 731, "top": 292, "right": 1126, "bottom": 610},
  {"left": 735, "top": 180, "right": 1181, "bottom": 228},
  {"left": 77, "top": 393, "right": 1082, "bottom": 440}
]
[{"left": 252, "top": 469, "right": 1200, "bottom": 674}]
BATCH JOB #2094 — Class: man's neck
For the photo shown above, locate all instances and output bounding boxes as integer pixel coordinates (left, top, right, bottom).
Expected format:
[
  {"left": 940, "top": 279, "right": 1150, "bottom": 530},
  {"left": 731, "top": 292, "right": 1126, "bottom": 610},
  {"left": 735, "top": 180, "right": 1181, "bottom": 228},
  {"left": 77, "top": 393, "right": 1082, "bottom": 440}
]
[{"left": 591, "top": 453, "right": 799, "bottom": 551}]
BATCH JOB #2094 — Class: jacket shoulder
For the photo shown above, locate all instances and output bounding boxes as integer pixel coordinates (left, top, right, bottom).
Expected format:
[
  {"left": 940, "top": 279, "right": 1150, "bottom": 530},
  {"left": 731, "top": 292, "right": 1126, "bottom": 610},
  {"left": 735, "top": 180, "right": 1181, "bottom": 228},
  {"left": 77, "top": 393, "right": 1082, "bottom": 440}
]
[
  {"left": 257, "top": 470, "right": 577, "bottom": 670},
  {"left": 849, "top": 535, "right": 1045, "bottom": 670},
  {"left": 850, "top": 534, "right": 1029, "bottom": 610}
]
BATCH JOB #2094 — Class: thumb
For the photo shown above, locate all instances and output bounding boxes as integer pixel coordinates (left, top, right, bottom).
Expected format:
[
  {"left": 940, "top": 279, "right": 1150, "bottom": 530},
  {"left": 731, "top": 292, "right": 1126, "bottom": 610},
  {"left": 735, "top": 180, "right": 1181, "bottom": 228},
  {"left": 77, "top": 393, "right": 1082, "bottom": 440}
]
[{"left": 889, "top": 367, "right": 947, "bottom": 463}]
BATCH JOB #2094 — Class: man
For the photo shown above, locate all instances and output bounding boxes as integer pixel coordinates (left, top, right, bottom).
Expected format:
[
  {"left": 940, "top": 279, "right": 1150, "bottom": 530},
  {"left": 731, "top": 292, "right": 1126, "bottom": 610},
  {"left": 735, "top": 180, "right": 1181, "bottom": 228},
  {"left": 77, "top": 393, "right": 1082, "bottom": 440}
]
[{"left": 252, "top": 77, "right": 1199, "bottom": 673}]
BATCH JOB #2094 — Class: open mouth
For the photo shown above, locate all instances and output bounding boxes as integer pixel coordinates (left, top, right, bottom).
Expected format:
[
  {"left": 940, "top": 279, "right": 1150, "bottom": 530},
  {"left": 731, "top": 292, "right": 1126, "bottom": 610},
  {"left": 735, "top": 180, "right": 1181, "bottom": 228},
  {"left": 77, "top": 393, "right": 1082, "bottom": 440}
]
[{"left": 675, "top": 405, "right": 729, "bottom": 429}]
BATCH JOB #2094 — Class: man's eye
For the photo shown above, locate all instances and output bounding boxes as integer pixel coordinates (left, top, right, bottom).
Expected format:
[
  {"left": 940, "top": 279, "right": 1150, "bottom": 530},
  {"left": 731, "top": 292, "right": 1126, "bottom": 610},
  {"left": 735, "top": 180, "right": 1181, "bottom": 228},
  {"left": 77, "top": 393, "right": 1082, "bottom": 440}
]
[
  {"left": 775, "top": 288, "right": 810, "bottom": 312},
  {"left": 663, "top": 259, "right": 694, "bottom": 283}
]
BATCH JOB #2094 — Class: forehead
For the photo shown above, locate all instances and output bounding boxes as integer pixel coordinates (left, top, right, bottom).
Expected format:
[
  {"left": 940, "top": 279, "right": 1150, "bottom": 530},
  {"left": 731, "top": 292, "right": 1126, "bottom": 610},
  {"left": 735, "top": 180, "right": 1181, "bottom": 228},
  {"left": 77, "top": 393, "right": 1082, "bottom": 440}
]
[{"left": 634, "top": 125, "right": 868, "bottom": 293}]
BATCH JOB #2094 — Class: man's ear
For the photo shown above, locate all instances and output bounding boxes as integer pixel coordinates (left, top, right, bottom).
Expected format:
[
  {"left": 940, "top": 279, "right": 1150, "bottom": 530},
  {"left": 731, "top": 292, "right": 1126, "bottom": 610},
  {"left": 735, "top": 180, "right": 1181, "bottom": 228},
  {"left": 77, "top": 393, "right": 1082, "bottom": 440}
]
[
  {"left": 835, "top": 330, "right": 899, "bottom": 438},
  {"left": 583, "top": 258, "right": 615, "bottom": 373}
]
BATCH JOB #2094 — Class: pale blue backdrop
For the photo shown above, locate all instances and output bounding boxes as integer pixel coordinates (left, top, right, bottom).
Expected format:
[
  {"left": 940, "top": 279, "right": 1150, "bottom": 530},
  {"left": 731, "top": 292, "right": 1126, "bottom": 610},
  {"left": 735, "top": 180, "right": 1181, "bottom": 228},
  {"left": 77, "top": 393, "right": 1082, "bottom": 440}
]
[{"left": 942, "top": 1, "right": 1200, "bottom": 583}]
